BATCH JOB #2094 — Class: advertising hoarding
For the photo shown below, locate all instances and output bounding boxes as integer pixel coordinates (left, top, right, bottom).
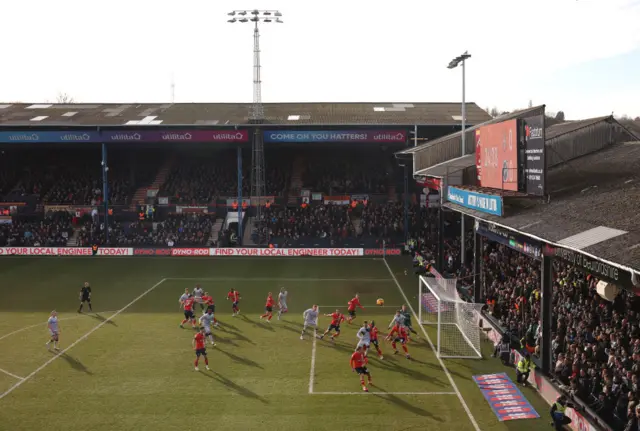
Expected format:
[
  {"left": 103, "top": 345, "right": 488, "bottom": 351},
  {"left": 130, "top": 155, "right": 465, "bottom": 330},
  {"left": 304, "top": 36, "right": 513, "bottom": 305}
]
[
  {"left": 0, "top": 130, "right": 249, "bottom": 143},
  {"left": 263, "top": 130, "right": 407, "bottom": 143},
  {"left": 477, "top": 120, "right": 518, "bottom": 191},
  {"left": 447, "top": 186, "right": 503, "bottom": 217},
  {"left": 522, "top": 115, "right": 545, "bottom": 195},
  {"left": 476, "top": 221, "right": 542, "bottom": 260}
]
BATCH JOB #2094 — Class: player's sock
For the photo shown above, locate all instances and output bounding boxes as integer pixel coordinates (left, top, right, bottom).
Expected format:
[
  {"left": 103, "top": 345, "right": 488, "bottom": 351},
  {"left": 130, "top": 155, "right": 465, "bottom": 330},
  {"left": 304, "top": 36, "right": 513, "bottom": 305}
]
[
  {"left": 194, "top": 359, "right": 199, "bottom": 367},
  {"left": 402, "top": 345, "right": 408, "bottom": 354},
  {"left": 267, "top": 314, "right": 272, "bottom": 321},
  {"left": 88, "top": 303, "right": 93, "bottom": 312},
  {"left": 78, "top": 304, "right": 83, "bottom": 313},
  {"left": 392, "top": 342, "right": 397, "bottom": 350},
  {"left": 181, "top": 319, "right": 187, "bottom": 325},
  {"left": 333, "top": 332, "right": 340, "bottom": 338}
]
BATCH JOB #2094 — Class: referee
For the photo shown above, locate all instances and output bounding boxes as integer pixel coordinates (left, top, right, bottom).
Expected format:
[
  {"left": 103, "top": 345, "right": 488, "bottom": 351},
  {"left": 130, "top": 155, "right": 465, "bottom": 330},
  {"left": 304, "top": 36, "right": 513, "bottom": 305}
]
[{"left": 78, "top": 282, "right": 93, "bottom": 313}]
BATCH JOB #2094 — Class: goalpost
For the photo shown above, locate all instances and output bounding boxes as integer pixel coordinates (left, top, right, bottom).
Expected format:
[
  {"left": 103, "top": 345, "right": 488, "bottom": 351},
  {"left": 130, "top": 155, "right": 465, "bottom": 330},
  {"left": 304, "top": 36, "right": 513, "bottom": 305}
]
[{"left": 418, "top": 275, "right": 482, "bottom": 359}]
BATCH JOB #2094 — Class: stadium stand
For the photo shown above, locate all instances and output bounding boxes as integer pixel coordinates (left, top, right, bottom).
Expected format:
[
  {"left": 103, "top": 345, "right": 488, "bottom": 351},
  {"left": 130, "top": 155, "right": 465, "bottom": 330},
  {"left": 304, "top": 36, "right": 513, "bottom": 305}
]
[{"left": 0, "top": 211, "right": 72, "bottom": 246}]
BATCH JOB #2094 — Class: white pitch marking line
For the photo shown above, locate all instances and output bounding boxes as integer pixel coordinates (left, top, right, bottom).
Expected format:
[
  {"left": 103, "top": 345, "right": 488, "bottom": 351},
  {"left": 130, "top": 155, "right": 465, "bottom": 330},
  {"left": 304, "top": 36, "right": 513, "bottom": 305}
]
[
  {"left": 311, "top": 391, "right": 457, "bottom": 395},
  {"left": 308, "top": 328, "right": 317, "bottom": 394},
  {"left": 382, "top": 259, "right": 481, "bottom": 431},
  {"left": 0, "top": 311, "right": 119, "bottom": 342},
  {"left": 167, "top": 277, "right": 393, "bottom": 282},
  {"left": 0, "top": 279, "right": 167, "bottom": 401},
  {"left": 0, "top": 368, "right": 24, "bottom": 381}
]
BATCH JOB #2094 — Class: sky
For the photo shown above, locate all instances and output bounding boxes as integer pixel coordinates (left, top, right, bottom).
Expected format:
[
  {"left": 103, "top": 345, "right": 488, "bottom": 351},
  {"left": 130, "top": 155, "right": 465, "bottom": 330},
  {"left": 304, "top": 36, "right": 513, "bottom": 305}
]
[{"left": 1, "top": 0, "right": 639, "bottom": 120}]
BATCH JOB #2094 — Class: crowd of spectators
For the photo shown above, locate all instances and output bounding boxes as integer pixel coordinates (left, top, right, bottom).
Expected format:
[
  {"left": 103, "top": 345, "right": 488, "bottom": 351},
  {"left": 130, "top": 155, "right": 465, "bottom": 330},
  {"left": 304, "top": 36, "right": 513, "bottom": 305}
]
[
  {"left": 0, "top": 211, "right": 72, "bottom": 247},
  {"left": 479, "top": 238, "right": 640, "bottom": 430},
  {"left": 77, "top": 214, "right": 214, "bottom": 247},
  {"left": 159, "top": 151, "right": 288, "bottom": 205},
  {"left": 301, "top": 151, "right": 392, "bottom": 195}
]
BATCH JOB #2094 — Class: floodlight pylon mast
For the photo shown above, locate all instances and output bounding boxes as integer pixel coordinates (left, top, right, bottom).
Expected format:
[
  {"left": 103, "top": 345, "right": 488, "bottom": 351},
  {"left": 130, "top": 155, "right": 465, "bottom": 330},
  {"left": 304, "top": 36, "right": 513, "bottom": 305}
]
[{"left": 228, "top": 9, "right": 282, "bottom": 245}]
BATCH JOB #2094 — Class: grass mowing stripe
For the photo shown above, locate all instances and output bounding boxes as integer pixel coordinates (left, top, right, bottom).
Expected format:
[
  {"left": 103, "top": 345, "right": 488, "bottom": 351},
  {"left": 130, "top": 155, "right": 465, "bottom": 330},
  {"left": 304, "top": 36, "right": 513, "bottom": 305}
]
[
  {"left": 311, "top": 391, "right": 458, "bottom": 395},
  {"left": 382, "top": 258, "right": 481, "bottom": 431},
  {"left": 0, "top": 279, "right": 167, "bottom": 401}
]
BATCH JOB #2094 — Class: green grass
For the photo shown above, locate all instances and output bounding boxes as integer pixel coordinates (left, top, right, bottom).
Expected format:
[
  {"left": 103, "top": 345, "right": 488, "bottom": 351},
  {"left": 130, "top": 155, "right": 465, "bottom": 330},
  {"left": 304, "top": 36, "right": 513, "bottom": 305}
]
[{"left": 0, "top": 256, "right": 550, "bottom": 430}]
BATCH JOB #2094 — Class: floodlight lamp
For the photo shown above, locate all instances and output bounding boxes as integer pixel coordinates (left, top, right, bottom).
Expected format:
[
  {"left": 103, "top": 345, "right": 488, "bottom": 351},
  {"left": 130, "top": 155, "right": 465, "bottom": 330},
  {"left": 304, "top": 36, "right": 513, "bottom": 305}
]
[
  {"left": 274, "top": 11, "right": 282, "bottom": 17},
  {"left": 275, "top": 18, "right": 283, "bottom": 23},
  {"left": 227, "top": 18, "right": 237, "bottom": 23},
  {"left": 249, "top": 17, "right": 258, "bottom": 22},
  {"left": 238, "top": 11, "right": 247, "bottom": 16},
  {"left": 227, "top": 11, "right": 236, "bottom": 16},
  {"left": 447, "top": 60, "right": 458, "bottom": 69},
  {"left": 239, "top": 18, "right": 249, "bottom": 22},
  {"left": 263, "top": 18, "right": 272, "bottom": 22},
  {"left": 263, "top": 11, "right": 271, "bottom": 15},
  {"left": 251, "top": 9, "right": 260, "bottom": 15}
]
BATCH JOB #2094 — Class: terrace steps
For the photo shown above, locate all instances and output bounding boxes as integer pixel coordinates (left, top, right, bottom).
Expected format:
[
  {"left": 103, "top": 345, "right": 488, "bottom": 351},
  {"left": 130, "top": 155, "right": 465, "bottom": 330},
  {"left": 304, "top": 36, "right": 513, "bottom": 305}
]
[
  {"left": 129, "top": 157, "right": 175, "bottom": 210},
  {"left": 287, "top": 156, "right": 305, "bottom": 204},
  {"left": 208, "top": 218, "right": 225, "bottom": 246}
]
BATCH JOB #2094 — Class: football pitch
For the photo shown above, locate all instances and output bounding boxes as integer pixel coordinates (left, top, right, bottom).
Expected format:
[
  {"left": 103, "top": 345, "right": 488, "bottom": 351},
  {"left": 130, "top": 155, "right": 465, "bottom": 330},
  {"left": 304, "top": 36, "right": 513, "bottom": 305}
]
[{"left": 0, "top": 256, "right": 549, "bottom": 431}]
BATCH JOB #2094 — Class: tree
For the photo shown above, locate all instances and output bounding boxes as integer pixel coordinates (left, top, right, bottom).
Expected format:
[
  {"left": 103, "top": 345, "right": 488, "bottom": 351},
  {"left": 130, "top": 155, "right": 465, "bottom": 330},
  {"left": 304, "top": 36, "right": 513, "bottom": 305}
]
[
  {"left": 489, "top": 107, "right": 500, "bottom": 118},
  {"left": 555, "top": 111, "right": 565, "bottom": 121},
  {"left": 528, "top": 99, "right": 533, "bottom": 108},
  {"left": 56, "top": 92, "right": 74, "bottom": 103}
]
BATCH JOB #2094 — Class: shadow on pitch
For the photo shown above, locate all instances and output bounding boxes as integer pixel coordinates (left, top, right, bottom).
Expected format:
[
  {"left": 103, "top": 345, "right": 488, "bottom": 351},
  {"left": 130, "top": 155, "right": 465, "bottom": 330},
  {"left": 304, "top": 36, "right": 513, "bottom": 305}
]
[
  {"left": 374, "top": 356, "right": 447, "bottom": 387},
  {"left": 203, "top": 372, "right": 269, "bottom": 404},
  {"left": 224, "top": 330, "right": 256, "bottom": 345},
  {"left": 254, "top": 321, "right": 275, "bottom": 332},
  {"left": 217, "top": 321, "right": 239, "bottom": 331},
  {"left": 215, "top": 337, "right": 239, "bottom": 347},
  {"left": 60, "top": 353, "right": 93, "bottom": 375},
  {"left": 373, "top": 387, "right": 442, "bottom": 420},
  {"left": 217, "top": 348, "right": 264, "bottom": 369},
  {"left": 87, "top": 313, "right": 117, "bottom": 327},
  {"left": 282, "top": 319, "right": 303, "bottom": 328}
]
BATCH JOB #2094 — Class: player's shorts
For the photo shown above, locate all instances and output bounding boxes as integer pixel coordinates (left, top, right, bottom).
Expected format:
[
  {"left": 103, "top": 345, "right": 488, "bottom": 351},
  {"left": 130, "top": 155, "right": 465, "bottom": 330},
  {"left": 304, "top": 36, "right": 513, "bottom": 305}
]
[
  {"left": 81, "top": 296, "right": 91, "bottom": 302},
  {"left": 203, "top": 326, "right": 212, "bottom": 335},
  {"left": 49, "top": 331, "right": 59, "bottom": 340},
  {"left": 371, "top": 339, "right": 379, "bottom": 348},
  {"left": 184, "top": 310, "right": 194, "bottom": 319},
  {"left": 327, "top": 324, "right": 341, "bottom": 333},
  {"left": 303, "top": 322, "right": 317, "bottom": 329},
  {"left": 356, "top": 340, "right": 371, "bottom": 350},
  {"left": 394, "top": 337, "right": 407, "bottom": 345},
  {"left": 348, "top": 310, "right": 356, "bottom": 317},
  {"left": 280, "top": 303, "right": 287, "bottom": 311},
  {"left": 232, "top": 301, "right": 239, "bottom": 308},
  {"left": 265, "top": 306, "right": 273, "bottom": 312},
  {"left": 195, "top": 348, "right": 207, "bottom": 357},
  {"left": 354, "top": 366, "right": 370, "bottom": 375}
]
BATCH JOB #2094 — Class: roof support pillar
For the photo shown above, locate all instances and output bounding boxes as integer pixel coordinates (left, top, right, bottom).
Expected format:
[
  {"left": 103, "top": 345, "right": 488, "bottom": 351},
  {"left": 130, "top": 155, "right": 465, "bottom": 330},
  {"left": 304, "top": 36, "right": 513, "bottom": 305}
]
[{"left": 540, "top": 254, "right": 553, "bottom": 373}]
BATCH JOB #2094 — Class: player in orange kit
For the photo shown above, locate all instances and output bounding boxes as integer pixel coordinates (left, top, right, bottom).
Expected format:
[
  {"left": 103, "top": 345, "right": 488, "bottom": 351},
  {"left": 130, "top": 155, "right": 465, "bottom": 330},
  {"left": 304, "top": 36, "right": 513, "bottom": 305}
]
[
  {"left": 387, "top": 324, "right": 411, "bottom": 359},
  {"left": 226, "top": 288, "right": 241, "bottom": 316},
  {"left": 350, "top": 345, "right": 373, "bottom": 392},
  {"left": 180, "top": 295, "right": 197, "bottom": 329},
  {"left": 369, "top": 320, "right": 384, "bottom": 359},
  {"left": 346, "top": 293, "right": 365, "bottom": 324},
  {"left": 193, "top": 327, "right": 210, "bottom": 371},
  {"left": 260, "top": 292, "right": 275, "bottom": 322},
  {"left": 319, "top": 309, "right": 345, "bottom": 342}
]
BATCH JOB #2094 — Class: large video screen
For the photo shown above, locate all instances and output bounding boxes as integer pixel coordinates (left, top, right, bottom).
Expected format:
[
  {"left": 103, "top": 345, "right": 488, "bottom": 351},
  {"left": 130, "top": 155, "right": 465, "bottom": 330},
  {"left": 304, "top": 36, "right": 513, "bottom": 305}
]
[{"left": 475, "top": 119, "right": 518, "bottom": 191}]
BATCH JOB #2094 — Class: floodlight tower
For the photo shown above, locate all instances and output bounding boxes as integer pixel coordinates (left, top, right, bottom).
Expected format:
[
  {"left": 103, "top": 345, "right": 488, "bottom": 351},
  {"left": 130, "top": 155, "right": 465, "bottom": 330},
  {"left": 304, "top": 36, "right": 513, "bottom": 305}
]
[
  {"left": 448, "top": 51, "right": 471, "bottom": 265},
  {"left": 228, "top": 9, "right": 283, "bottom": 244}
]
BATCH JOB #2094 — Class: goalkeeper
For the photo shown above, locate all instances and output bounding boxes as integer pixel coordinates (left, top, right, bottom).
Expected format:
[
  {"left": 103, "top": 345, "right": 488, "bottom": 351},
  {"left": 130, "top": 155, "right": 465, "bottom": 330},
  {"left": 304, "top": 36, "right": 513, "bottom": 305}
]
[{"left": 399, "top": 305, "right": 419, "bottom": 339}]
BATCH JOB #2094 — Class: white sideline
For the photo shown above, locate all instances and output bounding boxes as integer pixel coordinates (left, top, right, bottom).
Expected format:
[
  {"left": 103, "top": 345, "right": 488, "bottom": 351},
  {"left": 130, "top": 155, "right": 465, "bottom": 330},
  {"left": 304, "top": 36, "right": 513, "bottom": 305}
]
[
  {"left": 382, "top": 259, "right": 481, "bottom": 431},
  {"left": 308, "top": 329, "right": 317, "bottom": 394},
  {"left": 0, "top": 311, "right": 119, "bottom": 342},
  {"left": 312, "top": 391, "right": 457, "bottom": 395},
  {"left": 0, "top": 368, "right": 24, "bottom": 381},
  {"left": 167, "top": 277, "right": 392, "bottom": 282},
  {"left": 0, "top": 279, "right": 167, "bottom": 401}
]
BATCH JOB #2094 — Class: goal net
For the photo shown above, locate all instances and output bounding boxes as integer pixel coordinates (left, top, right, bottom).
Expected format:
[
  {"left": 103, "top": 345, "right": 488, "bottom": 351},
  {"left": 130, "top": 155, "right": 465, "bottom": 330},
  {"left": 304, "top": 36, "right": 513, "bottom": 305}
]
[{"left": 418, "top": 275, "right": 482, "bottom": 359}]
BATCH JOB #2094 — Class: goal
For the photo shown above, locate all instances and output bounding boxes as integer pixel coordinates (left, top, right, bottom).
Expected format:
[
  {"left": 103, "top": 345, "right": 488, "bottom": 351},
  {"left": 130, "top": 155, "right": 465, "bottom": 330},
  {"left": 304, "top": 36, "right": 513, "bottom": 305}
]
[{"left": 418, "top": 275, "right": 482, "bottom": 359}]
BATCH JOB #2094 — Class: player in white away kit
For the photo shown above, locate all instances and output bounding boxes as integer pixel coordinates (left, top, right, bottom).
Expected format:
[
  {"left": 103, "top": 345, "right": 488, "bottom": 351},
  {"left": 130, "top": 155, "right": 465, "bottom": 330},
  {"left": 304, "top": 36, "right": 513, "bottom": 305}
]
[
  {"left": 179, "top": 288, "right": 191, "bottom": 308},
  {"left": 193, "top": 284, "right": 205, "bottom": 311},
  {"left": 300, "top": 305, "right": 319, "bottom": 340},
  {"left": 277, "top": 288, "right": 288, "bottom": 320},
  {"left": 356, "top": 321, "right": 371, "bottom": 356},
  {"left": 388, "top": 310, "right": 404, "bottom": 330},
  {"left": 46, "top": 310, "right": 60, "bottom": 351},
  {"left": 199, "top": 309, "right": 216, "bottom": 346}
]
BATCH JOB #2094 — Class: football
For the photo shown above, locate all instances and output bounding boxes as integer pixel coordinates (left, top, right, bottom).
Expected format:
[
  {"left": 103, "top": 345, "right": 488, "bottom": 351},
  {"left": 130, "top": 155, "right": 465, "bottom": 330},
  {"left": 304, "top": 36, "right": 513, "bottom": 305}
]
[{"left": 376, "top": 298, "right": 385, "bottom": 306}]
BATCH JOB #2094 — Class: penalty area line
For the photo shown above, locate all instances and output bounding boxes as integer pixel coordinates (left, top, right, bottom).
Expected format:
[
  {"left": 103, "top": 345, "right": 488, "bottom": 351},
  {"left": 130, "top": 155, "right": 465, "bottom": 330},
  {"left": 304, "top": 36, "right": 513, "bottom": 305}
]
[
  {"left": 0, "top": 278, "right": 167, "bottom": 401},
  {"left": 0, "top": 368, "right": 24, "bottom": 381},
  {"left": 311, "top": 391, "right": 457, "bottom": 395},
  {"left": 308, "top": 328, "right": 317, "bottom": 394},
  {"left": 0, "top": 311, "right": 120, "bottom": 342},
  {"left": 166, "top": 277, "right": 393, "bottom": 282},
  {"left": 382, "top": 258, "right": 481, "bottom": 431}
]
